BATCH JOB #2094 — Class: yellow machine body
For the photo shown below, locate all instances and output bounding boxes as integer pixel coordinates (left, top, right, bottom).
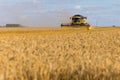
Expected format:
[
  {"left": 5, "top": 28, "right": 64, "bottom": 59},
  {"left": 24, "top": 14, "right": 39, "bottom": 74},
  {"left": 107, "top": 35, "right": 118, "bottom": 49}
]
[{"left": 71, "top": 15, "right": 86, "bottom": 25}]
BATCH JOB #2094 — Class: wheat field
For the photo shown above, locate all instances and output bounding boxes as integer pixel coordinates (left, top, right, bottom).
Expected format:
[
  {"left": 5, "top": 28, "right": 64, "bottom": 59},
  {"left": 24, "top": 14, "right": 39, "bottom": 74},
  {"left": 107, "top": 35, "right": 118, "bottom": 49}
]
[{"left": 0, "top": 27, "right": 120, "bottom": 80}]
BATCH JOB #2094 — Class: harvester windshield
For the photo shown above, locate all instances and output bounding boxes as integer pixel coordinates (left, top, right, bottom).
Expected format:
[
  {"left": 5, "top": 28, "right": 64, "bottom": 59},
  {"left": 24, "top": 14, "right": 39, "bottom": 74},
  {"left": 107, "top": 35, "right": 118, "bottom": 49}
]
[{"left": 72, "top": 18, "right": 80, "bottom": 23}]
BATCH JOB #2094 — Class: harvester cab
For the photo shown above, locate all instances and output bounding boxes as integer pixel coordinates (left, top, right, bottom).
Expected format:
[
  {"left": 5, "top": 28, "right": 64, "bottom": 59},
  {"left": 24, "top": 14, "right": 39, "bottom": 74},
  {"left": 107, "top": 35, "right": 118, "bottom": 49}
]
[{"left": 61, "top": 14, "right": 92, "bottom": 29}]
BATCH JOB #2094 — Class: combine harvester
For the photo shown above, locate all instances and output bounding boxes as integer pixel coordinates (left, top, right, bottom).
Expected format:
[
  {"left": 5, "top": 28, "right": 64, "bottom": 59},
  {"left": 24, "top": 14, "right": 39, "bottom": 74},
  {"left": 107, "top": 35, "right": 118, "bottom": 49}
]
[{"left": 61, "top": 14, "right": 92, "bottom": 30}]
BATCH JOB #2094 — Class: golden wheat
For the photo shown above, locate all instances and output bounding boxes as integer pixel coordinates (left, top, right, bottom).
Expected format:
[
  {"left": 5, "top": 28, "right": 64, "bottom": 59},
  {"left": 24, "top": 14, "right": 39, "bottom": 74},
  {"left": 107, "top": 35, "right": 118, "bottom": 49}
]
[{"left": 0, "top": 27, "right": 120, "bottom": 80}]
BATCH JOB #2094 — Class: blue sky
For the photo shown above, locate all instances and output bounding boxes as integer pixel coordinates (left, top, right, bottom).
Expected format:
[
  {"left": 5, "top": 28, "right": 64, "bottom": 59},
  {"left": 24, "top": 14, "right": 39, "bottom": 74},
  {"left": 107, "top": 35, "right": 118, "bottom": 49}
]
[{"left": 0, "top": 0, "right": 120, "bottom": 27}]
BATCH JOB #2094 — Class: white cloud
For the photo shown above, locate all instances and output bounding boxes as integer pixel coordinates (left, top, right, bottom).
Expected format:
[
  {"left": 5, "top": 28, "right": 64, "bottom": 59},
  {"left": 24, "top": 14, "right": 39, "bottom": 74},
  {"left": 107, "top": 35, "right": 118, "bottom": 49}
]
[
  {"left": 20, "top": 15, "right": 29, "bottom": 19},
  {"left": 32, "top": 9, "right": 48, "bottom": 13},
  {"left": 74, "top": 5, "right": 81, "bottom": 10},
  {"left": 83, "top": 5, "right": 107, "bottom": 11},
  {"left": 32, "top": 0, "right": 41, "bottom": 3}
]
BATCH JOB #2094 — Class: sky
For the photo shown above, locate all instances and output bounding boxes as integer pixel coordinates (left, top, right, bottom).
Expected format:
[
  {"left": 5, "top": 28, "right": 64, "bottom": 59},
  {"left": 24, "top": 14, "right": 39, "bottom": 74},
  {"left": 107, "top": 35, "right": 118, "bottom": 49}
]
[{"left": 0, "top": 0, "right": 120, "bottom": 27}]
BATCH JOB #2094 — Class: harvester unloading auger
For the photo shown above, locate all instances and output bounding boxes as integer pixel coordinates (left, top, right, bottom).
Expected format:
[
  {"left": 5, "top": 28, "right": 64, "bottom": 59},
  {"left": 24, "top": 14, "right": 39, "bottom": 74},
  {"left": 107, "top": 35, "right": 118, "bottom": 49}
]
[{"left": 61, "top": 14, "right": 92, "bottom": 30}]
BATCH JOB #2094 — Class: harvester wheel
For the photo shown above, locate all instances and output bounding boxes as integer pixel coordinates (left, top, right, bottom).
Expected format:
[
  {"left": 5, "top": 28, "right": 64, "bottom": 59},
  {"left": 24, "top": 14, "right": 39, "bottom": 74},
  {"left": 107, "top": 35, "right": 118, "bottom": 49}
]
[{"left": 88, "top": 26, "right": 92, "bottom": 30}]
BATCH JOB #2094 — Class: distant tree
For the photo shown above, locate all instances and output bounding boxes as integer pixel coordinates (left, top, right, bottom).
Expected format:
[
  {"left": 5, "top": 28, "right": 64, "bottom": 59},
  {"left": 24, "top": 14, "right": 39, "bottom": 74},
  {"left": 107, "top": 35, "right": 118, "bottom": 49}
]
[
  {"left": 6, "top": 24, "right": 22, "bottom": 27},
  {"left": 112, "top": 25, "right": 116, "bottom": 27}
]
